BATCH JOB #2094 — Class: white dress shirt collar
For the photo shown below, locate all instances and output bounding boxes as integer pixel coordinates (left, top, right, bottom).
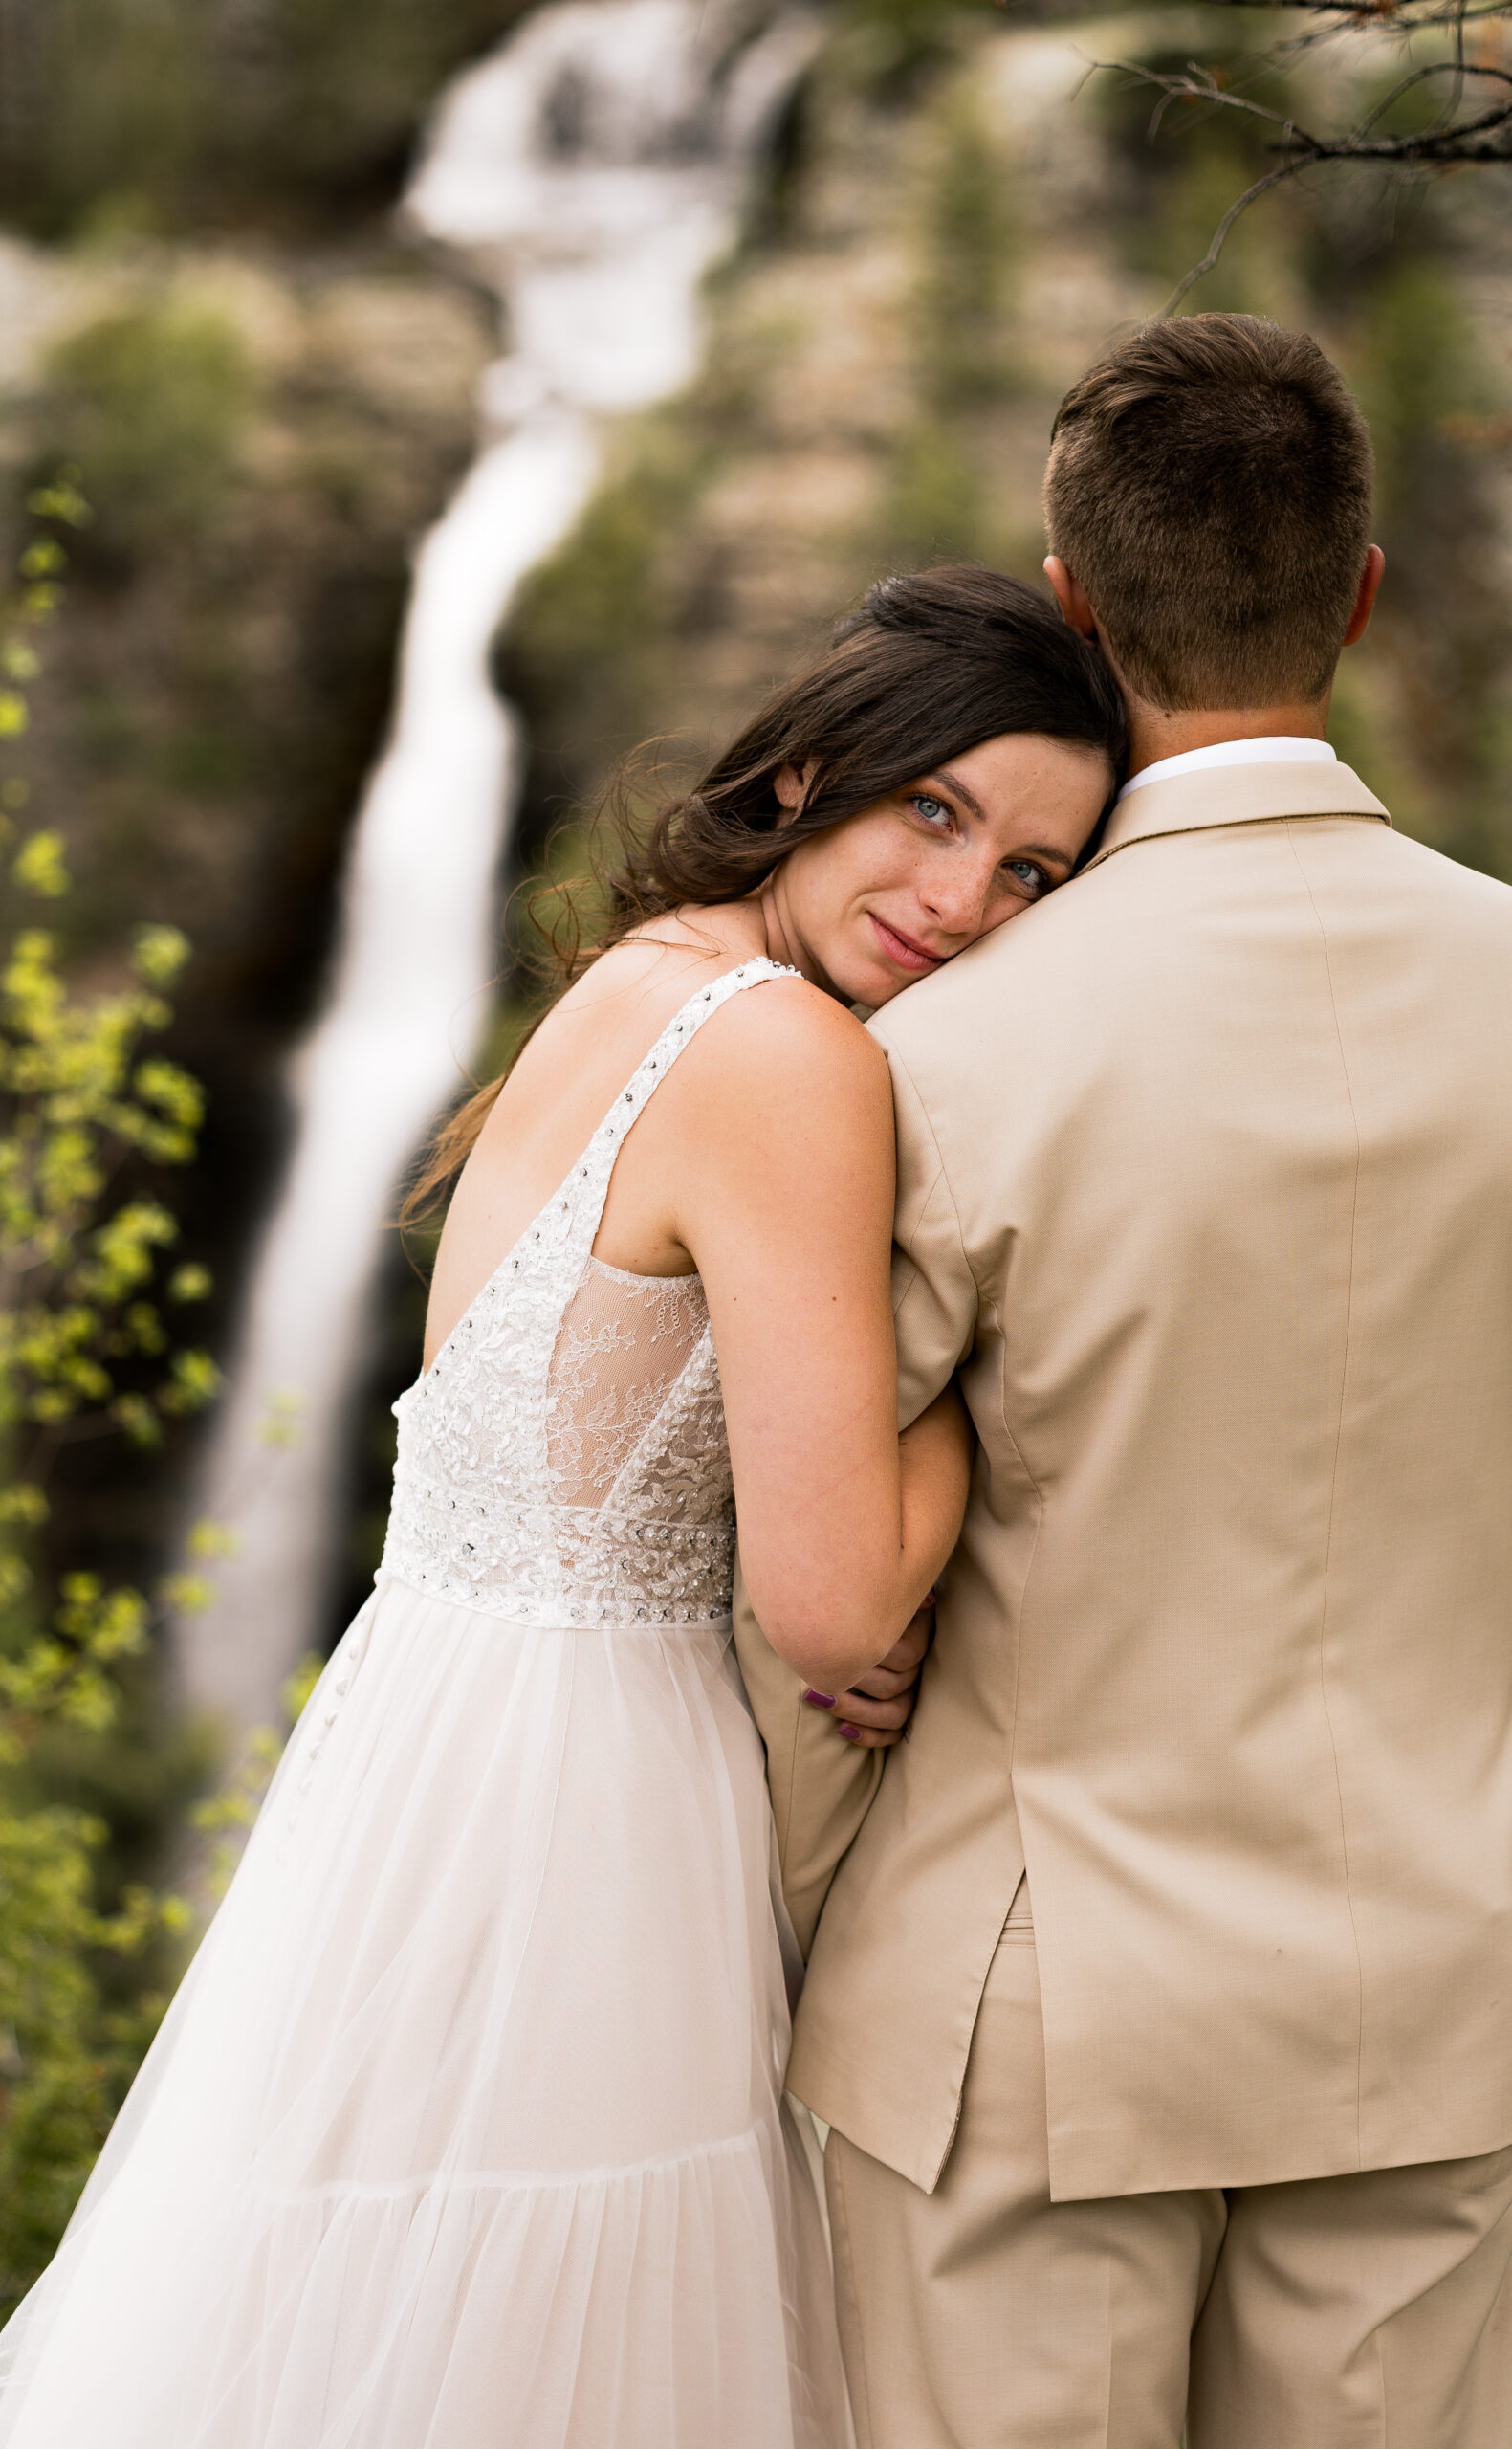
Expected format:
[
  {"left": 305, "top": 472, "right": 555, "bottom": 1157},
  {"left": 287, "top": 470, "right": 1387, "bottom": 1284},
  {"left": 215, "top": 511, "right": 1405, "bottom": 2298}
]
[{"left": 1118, "top": 736, "right": 1336, "bottom": 803}]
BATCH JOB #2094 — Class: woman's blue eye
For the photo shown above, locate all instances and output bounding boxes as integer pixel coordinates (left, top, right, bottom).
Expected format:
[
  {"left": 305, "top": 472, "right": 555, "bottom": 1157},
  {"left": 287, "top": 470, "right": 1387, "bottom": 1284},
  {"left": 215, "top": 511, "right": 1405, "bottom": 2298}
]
[
  {"left": 1006, "top": 860, "right": 1047, "bottom": 895},
  {"left": 911, "top": 795, "right": 951, "bottom": 825}
]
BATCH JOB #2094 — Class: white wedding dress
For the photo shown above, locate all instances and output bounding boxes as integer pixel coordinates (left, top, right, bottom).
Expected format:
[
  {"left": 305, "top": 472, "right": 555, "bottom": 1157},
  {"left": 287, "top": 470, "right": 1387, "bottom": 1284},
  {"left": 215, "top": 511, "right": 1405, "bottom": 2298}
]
[{"left": 0, "top": 958, "right": 850, "bottom": 2449}]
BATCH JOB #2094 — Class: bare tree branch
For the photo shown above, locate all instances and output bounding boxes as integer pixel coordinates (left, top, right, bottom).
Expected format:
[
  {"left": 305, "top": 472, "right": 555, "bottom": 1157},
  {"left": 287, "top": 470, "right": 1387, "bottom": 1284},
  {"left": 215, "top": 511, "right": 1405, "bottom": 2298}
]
[
  {"left": 1158, "top": 162, "right": 1306, "bottom": 315},
  {"left": 1086, "top": 4, "right": 1512, "bottom": 312},
  {"left": 1188, "top": 0, "right": 1509, "bottom": 28}
]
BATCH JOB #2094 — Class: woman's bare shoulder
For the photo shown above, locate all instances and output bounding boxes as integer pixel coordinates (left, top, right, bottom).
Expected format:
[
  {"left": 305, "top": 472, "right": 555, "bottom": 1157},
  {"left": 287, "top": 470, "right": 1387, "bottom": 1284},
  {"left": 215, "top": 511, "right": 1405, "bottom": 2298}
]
[
  {"left": 680, "top": 968, "right": 890, "bottom": 1142},
  {"left": 516, "top": 909, "right": 887, "bottom": 1129},
  {"left": 668, "top": 977, "right": 893, "bottom": 1276}
]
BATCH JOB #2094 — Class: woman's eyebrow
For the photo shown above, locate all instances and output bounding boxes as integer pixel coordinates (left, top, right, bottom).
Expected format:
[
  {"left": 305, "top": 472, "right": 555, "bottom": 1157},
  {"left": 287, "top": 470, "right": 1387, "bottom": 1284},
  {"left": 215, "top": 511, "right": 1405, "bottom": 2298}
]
[{"left": 922, "top": 765, "right": 982, "bottom": 818}]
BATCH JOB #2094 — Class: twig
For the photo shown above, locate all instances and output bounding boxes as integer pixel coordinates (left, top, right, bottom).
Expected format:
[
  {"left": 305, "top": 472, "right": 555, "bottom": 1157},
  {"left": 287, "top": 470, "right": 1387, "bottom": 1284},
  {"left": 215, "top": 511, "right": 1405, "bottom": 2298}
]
[
  {"left": 1157, "top": 162, "right": 1306, "bottom": 316},
  {"left": 1088, "top": 31, "right": 1512, "bottom": 316}
]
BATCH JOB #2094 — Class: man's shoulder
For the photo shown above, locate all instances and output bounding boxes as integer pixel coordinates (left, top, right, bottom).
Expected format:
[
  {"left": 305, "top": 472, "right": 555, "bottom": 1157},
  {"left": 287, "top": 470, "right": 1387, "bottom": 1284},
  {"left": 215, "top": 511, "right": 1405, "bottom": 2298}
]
[
  {"left": 1291, "top": 810, "right": 1512, "bottom": 981},
  {"left": 866, "top": 861, "right": 1127, "bottom": 1067},
  {"left": 1364, "top": 819, "right": 1512, "bottom": 912},
  {"left": 867, "top": 805, "right": 1512, "bottom": 1093}
]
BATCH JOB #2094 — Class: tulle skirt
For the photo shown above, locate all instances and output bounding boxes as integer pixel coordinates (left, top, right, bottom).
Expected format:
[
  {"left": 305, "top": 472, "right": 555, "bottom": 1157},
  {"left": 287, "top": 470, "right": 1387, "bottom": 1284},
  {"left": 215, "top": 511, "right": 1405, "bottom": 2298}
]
[{"left": 0, "top": 1573, "right": 850, "bottom": 2447}]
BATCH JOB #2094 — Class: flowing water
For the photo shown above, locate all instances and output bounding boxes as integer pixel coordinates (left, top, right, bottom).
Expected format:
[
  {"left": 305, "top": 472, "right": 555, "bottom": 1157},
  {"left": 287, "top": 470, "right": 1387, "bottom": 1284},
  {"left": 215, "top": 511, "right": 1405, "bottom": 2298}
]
[{"left": 180, "top": 0, "right": 817, "bottom": 1731}]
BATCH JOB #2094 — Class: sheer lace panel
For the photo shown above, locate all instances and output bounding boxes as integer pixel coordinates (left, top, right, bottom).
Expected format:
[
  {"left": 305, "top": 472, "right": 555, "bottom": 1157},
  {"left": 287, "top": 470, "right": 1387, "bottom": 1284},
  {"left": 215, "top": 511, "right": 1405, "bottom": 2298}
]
[{"left": 547, "top": 1261, "right": 711, "bottom": 1510}]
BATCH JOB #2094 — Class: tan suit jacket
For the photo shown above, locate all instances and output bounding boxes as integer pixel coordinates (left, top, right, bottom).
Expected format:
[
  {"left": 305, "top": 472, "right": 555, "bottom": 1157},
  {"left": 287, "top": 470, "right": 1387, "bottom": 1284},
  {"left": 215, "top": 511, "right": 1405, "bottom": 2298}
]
[{"left": 736, "top": 761, "right": 1512, "bottom": 2204}]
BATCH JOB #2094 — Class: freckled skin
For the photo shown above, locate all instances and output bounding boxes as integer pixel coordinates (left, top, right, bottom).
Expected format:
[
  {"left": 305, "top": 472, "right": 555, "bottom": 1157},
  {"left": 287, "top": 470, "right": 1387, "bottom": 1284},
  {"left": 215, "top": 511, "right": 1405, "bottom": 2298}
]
[{"left": 761, "top": 731, "right": 1113, "bottom": 1011}]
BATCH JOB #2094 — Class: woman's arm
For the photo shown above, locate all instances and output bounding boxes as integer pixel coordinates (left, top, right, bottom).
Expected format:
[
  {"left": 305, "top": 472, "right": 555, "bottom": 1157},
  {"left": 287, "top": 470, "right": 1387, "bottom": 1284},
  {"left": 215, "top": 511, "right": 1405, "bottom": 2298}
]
[
  {"left": 675, "top": 981, "right": 972, "bottom": 1693},
  {"left": 815, "top": 1600, "right": 934, "bottom": 1747}
]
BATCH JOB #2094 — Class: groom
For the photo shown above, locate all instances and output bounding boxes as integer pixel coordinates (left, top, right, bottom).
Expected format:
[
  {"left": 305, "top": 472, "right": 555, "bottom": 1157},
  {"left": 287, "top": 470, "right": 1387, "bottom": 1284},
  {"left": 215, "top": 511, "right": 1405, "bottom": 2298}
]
[{"left": 736, "top": 312, "right": 1512, "bottom": 2444}]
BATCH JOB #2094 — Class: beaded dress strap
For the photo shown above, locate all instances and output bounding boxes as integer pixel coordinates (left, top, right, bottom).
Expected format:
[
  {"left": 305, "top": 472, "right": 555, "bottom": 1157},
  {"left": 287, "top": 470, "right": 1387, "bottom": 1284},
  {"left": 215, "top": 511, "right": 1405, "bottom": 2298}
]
[{"left": 559, "top": 958, "right": 800, "bottom": 1269}]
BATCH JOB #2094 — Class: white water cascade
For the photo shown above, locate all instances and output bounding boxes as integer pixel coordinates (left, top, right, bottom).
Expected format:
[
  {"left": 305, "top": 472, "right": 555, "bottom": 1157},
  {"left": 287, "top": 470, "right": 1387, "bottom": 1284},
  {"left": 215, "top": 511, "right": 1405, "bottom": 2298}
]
[{"left": 179, "top": 0, "right": 817, "bottom": 1732}]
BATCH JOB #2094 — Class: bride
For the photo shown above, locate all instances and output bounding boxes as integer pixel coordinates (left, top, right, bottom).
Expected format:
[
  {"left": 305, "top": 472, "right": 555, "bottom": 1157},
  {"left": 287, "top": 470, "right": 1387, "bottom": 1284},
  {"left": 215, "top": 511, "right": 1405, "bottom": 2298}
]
[{"left": 0, "top": 566, "right": 1122, "bottom": 2447}]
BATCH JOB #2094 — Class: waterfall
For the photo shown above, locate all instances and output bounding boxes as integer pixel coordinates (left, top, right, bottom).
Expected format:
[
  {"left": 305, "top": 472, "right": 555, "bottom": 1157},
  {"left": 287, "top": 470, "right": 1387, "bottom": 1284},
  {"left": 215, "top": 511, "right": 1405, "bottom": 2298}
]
[{"left": 179, "top": 0, "right": 818, "bottom": 1733}]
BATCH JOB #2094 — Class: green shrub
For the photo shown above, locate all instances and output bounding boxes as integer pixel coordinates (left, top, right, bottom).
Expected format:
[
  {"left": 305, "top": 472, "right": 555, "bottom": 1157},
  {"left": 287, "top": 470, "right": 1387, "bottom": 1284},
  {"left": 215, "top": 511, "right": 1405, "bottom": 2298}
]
[
  {"left": 880, "top": 417, "right": 990, "bottom": 563},
  {"left": 834, "top": 0, "right": 1002, "bottom": 98},
  {"left": 43, "top": 306, "right": 254, "bottom": 562},
  {"left": 1353, "top": 257, "right": 1494, "bottom": 522},
  {"left": 1345, "top": 254, "right": 1512, "bottom": 879},
  {"left": 0, "top": 483, "right": 219, "bottom": 2315},
  {"left": 0, "top": 0, "right": 535, "bottom": 236},
  {"left": 912, "top": 84, "right": 1019, "bottom": 409}
]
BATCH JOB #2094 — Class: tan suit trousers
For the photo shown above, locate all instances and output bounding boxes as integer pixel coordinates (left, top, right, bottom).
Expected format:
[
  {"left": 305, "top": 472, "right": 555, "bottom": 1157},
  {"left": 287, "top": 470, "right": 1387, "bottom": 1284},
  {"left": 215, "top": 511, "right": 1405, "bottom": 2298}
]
[{"left": 823, "top": 1887, "right": 1512, "bottom": 2448}]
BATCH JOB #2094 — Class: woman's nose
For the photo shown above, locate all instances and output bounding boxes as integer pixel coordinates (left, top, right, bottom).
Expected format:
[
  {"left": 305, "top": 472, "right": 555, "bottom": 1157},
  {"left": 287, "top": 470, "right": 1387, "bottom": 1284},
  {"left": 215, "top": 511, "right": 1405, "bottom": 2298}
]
[{"left": 918, "top": 854, "right": 992, "bottom": 938}]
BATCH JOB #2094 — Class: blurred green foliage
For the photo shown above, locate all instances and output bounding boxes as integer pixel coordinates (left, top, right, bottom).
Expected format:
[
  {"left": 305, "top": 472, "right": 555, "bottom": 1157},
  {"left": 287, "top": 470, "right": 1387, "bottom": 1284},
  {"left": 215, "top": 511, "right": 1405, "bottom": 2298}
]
[
  {"left": 875, "top": 67, "right": 1019, "bottom": 567},
  {"left": 912, "top": 85, "right": 1019, "bottom": 410},
  {"left": 498, "top": 424, "right": 724, "bottom": 876},
  {"left": 43, "top": 307, "right": 255, "bottom": 563},
  {"left": 1347, "top": 260, "right": 1512, "bottom": 878},
  {"left": 882, "top": 418, "right": 989, "bottom": 563},
  {"left": 1356, "top": 258, "right": 1496, "bottom": 514},
  {"left": 505, "top": 468, "right": 687, "bottom": 765},
  {"left": 834, "top": 0, "right": 1009, "bottom": 98},
  {"left": 11, "top": 273, "right": 475, "bottom": 1009},
  {"left": 0, "top": 490, "right": 222, "bottom": 2314},
  {"left": 0, "top": 1779, "right": 181, "bottom": 2310},
  {"left": 0, "top": 0, "right": 534, "bottom": 235}
]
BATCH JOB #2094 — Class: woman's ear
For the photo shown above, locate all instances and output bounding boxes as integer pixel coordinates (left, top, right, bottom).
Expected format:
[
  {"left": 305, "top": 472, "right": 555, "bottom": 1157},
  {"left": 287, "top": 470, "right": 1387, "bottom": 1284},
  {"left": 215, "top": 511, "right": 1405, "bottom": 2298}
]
[{"left": 774, "top": 760, "right": 817, "bottom": 822}]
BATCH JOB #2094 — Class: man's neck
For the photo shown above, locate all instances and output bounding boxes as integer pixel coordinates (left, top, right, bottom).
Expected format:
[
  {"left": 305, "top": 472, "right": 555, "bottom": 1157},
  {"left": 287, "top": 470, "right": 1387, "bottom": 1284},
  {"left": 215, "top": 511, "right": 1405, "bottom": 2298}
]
[{"left": 1125, "top": 701, "right": 1329, "bottom": 780}]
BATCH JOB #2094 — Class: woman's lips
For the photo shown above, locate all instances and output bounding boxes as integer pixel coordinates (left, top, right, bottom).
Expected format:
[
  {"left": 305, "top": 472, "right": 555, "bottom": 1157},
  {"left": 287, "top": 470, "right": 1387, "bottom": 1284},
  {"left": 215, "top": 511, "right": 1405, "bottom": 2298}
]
[{"left": 869, "top": 913, "right": 945, "bottom": 974}]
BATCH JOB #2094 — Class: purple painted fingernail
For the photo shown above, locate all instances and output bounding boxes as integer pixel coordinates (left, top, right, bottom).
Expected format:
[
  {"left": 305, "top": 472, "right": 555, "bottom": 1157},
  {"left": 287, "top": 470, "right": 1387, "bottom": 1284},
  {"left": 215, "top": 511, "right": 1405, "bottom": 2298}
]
[
  {"left": 840, "top": 1723, "right": 862, "bottom": 1740},
  {"left": 803, "top": 1690, "right": 836, "bottom": 1710}
]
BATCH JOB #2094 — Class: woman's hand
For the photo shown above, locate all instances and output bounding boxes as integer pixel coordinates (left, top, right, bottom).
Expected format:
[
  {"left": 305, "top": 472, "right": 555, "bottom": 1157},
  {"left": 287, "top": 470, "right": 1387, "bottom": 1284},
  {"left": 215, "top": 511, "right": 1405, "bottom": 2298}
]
[{"left": 804, "top": 1594, "right": 934, "bottom": 1750}]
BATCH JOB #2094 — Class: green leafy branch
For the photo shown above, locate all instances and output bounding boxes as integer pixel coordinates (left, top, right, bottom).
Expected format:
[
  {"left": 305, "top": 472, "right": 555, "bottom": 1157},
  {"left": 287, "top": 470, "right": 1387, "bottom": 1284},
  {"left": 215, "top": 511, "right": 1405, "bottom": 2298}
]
[
  {"left": 0, "top": 474, "right": 226, "bottom": 1664},
  {"left": 0, "top": 468, "right": 230, "bottom": 1777},
  {"left": 0, "top": 478, "right": 230, "bottom": 2306}
]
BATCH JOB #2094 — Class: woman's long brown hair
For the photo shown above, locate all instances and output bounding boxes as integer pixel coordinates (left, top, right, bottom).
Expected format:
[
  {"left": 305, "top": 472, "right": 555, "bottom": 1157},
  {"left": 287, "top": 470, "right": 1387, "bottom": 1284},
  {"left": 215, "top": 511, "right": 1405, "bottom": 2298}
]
[{"left": 404, "top": 564, "right": 1126, "bottom": 1224}]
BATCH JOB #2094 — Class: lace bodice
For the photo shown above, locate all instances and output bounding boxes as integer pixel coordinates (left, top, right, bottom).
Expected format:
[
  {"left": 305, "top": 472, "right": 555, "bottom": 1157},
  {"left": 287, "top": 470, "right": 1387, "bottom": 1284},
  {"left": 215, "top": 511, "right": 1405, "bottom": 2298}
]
[{"left": 382, "top": 960, "right": 799, "bottom": 1627}]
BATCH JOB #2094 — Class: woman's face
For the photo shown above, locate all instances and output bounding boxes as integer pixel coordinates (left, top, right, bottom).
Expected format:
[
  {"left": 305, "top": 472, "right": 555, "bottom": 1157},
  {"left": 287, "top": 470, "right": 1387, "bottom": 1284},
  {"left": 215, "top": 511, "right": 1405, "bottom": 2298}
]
[{"left": 765, "top": 731, "right": 1113, "bottom": 1008}]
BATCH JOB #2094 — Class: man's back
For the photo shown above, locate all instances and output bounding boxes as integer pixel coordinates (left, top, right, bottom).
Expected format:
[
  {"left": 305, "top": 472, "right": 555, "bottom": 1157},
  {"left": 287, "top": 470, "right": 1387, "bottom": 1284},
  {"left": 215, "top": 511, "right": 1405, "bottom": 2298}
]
[{"left": 781, "top": 761, "right": 1512, "bottom": 2202}]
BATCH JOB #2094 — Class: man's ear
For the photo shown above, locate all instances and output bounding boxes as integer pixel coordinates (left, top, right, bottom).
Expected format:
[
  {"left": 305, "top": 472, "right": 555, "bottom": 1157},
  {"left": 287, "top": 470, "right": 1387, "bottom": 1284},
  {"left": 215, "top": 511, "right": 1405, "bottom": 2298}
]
[
  {"left": 1043, "top": 556, "right": 1099, "bottom": 643},
  {"left": 1343, "top": 545, "right": 1386, "bottom": 649}
]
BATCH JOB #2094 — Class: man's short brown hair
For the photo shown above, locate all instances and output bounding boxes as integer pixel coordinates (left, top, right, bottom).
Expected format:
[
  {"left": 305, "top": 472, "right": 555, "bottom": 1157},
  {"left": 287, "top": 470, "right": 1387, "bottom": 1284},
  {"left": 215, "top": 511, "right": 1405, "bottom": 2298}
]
[{"left": 1043, "top": 314, "right": 1374, "bottom": 711}]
